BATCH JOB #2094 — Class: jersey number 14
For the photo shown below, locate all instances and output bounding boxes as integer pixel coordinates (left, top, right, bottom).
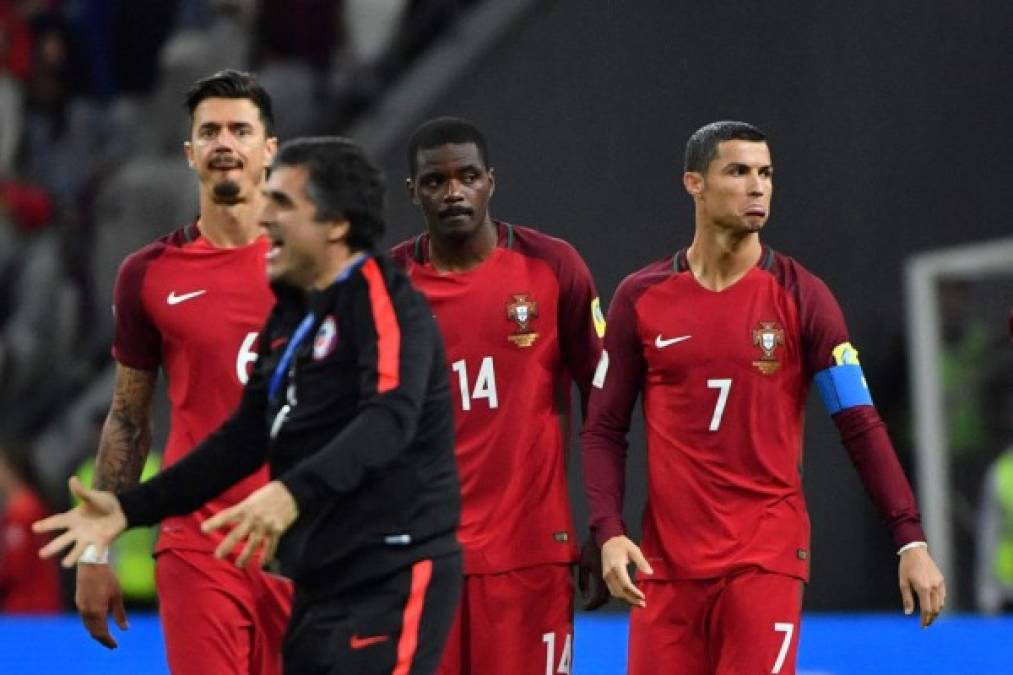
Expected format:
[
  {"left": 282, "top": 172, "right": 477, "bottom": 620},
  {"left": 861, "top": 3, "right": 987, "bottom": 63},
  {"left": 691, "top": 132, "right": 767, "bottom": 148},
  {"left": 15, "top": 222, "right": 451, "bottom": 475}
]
[{"left": 451, "top": 357, "right": 499, "bottom": 411}]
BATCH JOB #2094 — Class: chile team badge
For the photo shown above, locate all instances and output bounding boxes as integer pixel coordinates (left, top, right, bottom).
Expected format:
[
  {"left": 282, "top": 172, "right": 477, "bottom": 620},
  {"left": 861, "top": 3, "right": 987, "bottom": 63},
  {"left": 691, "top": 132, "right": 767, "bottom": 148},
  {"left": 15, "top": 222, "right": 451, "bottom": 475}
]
[{"left": 313, "top": 315, "right": 339, "bottom": 361}]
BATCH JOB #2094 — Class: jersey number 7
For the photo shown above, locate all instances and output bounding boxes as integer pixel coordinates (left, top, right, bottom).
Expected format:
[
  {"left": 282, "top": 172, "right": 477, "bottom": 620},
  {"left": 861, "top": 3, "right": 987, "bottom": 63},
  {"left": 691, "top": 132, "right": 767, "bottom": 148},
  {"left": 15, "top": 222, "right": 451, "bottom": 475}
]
[{"left": 706, "top": 378, "right": 732, "bottom": 431}]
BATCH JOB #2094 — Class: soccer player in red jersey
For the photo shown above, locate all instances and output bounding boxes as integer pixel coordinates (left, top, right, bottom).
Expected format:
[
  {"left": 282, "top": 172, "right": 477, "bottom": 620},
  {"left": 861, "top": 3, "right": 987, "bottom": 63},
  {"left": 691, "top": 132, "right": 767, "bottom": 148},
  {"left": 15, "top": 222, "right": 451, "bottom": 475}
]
[
  {"left": 72, "top": 71, "right": 291, "bottom": 673},
  {"left": 581, "top": 121, "right": 946, "bottom": 674},
  {"left": 391, "top": 117, "right": 609, "bottom": 675}
]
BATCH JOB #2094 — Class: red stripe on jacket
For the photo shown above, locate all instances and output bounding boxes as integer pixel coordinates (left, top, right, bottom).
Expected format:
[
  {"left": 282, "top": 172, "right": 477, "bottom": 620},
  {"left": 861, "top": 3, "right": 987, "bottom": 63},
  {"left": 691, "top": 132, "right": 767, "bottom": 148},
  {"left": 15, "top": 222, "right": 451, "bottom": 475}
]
[{"left": 361, "top": 258, "right": 401, "bottom": 392}]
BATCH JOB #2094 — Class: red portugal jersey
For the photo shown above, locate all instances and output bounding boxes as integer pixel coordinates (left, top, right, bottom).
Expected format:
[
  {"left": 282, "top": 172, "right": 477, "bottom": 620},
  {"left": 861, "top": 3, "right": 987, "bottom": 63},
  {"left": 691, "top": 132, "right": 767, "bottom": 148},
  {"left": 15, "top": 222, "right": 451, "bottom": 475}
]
[
  {"left": 582, "top": 247, "right": 916, "bottom": 582},
  {"left": 112, "top": 223, "right": 274, "bottom": 553},
  {"left": 391, "top": 221, "right": 604, "bottom": 574}
]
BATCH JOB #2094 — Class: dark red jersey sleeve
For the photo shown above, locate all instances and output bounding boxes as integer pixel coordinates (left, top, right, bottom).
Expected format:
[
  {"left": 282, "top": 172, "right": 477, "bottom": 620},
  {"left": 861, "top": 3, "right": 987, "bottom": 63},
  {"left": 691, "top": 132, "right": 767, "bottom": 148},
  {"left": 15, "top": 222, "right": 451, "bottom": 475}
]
[
  {"left": 788, "top": 259, "right": 926, "bottom": 547},
  {"left": 553, "top": 242, "right": 603, "bottom": 412},
  {"left": 111, "top": 245, "right": 163, "bottom": 371},
  {"left": 510, "top": 227, "right": 604, "bottom": 412},
  {"left": 580, "top": 270, "right": 654, "bottom": 546}
]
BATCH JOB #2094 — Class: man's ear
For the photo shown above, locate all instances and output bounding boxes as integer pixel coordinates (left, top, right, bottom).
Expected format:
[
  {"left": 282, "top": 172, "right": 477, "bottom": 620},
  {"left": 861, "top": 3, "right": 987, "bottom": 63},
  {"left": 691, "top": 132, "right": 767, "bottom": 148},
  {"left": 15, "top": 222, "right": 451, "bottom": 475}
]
[
  {"left": 183, "top": 141, "right": 195, "bottom": 168},
  {"left": 683, "top": 171, "right": 704, "bottom": 198},
  {"left": 264, "top": 136, "right": 279, "bottom": 168},
  {"left": 328, "top": 219, "right": 351, "bottom": 244},
  {"left": 406, "top": 177, "right": 419, "bottom": 205}
]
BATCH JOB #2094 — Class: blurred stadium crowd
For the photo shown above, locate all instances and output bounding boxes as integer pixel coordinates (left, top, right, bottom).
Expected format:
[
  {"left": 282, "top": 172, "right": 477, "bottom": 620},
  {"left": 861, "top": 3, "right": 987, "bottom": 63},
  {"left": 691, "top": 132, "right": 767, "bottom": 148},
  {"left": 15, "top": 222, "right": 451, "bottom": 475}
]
[{"left": 0, "top": 0, "right": 479, "bottom": 610}]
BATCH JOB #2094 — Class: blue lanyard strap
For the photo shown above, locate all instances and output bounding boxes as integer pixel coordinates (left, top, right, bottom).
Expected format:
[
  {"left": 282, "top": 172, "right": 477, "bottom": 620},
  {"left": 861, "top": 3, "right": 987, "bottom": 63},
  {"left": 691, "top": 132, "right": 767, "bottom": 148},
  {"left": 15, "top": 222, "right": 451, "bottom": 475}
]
[
  {"left": 268, "top": 312, "right": 316, "bottom": 401},
  {"left": 267, "top": 254, "right": 369, "bottom": 402}
]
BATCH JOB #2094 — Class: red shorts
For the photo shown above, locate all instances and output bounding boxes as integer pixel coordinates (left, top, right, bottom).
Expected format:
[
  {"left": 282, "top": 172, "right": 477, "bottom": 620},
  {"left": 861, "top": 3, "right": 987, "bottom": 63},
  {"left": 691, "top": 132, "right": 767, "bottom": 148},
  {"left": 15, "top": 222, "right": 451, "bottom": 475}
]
[
  {"left": 437, "top": 563, "right": 574, "bottom": 675},
  {"left": 155, "top": 549, "right": 293, "bottom": 675},
  {"left": 629, "top": 568, "right": 804, "bottom": 675}
]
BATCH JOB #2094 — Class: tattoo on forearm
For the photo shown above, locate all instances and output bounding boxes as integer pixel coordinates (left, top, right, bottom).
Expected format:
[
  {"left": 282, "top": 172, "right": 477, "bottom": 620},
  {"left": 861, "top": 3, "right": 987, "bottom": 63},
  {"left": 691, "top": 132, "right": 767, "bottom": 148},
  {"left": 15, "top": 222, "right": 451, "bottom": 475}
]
[{"left": 92, "top": 368, "right": 156, "bottom": 493}]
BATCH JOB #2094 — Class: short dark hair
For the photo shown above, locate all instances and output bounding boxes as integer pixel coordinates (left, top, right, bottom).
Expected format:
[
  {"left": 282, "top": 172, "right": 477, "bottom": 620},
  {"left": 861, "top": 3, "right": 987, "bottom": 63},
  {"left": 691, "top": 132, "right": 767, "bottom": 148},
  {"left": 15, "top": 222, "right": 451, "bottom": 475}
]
[
  {"left": 184, "top": 69, "right": 275, "bottom": 136},
  {"left": 684, "top": 121, "right": 767, "bottom": 173},
  {"left": 275, "top": 137, "right": 386, "bottom": 251},
  {"left": 407, "top": 116, "right": 489, "bottom": 177}
]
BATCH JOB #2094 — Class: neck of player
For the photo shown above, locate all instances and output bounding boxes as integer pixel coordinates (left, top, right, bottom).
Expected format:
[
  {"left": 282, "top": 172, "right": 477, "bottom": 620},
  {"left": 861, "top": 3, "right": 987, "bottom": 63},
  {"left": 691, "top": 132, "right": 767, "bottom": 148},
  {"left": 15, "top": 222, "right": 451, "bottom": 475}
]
[
  {"left": 197, "top": 194, "right": 264, "bottom": 248},
  {"left": 428, "top": 218, "right": 498, "bottom": 273},
  {"left": 686, "top": 227, "right": 762, "bottom": 292},
  {"left": 311, "top": 246, "right": 365, "bottom": 291}
]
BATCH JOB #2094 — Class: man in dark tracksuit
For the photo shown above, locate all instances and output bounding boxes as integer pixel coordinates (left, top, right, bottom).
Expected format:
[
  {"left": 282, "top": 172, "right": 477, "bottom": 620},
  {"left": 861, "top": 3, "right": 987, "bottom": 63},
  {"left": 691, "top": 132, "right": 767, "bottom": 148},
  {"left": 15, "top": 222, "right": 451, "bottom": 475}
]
[{"left": 35, "top": 137, "right": 462, "bottom": 675}]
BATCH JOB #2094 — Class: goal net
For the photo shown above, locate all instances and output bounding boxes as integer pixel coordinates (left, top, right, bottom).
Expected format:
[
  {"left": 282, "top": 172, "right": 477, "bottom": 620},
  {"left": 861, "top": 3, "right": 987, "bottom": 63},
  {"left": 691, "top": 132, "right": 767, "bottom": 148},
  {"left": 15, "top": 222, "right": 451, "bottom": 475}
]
[{"left": 905, "top": 237, "right": 1013, "bottom": 610}]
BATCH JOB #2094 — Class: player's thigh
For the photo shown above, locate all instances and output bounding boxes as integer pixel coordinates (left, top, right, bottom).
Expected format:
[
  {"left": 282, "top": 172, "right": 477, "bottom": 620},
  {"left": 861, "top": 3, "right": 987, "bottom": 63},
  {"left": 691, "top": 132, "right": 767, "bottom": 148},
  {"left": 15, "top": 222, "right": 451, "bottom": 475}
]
[
  {"left": 284, "top": 554, "right": 461, "bottom": 675},
  {"left": 248, "top": 570, "right": 293, "bottom": 675},
  {"left": 710, "top": 569, "right": 804, "bottom": 675},
  {"left": 155, "top": 549, "right": 255, "bottom": 675},
  {"left": 460, "top": 564, "right": 574, "bottom": 675},
  {"left": 628, "top": 579, "right": 711, "bottom": 675}
]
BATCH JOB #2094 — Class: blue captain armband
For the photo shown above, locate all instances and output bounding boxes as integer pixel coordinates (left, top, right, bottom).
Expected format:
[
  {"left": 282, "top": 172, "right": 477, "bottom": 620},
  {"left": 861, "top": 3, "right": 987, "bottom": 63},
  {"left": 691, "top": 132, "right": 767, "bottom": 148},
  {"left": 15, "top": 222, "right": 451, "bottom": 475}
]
[{"left": 814, "top": 363, "right": 873, "bottom": 414}]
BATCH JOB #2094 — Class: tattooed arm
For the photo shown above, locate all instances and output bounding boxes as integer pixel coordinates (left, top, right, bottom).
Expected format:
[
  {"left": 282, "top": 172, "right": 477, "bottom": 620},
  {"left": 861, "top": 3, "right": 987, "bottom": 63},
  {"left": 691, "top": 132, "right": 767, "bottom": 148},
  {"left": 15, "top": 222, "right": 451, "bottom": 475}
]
[
  {"left": 76, "top": 364, "right": 157, "bottom": 649},
  {"left": 93, "top": 365, "right": 157, "bottom": 492}
]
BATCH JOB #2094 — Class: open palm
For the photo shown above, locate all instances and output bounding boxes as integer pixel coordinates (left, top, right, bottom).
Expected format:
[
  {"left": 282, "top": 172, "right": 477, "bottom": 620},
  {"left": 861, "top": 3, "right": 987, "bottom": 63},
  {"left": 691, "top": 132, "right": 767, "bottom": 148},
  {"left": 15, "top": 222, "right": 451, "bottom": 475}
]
[{"left": 33, "top": 476, "right": 128, "bottom": 568}]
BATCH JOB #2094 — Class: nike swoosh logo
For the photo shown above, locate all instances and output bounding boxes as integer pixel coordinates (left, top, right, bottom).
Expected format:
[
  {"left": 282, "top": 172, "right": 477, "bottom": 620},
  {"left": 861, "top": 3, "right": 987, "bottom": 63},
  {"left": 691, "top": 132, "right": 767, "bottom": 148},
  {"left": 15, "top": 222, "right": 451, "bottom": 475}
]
[
  {"left": 349, "top": 634, "right": 390, "bottom": 649},
  {"left": 655, "top": 334, "right": 692, "bottom": 348},
  {"left": 166, "top": 290, "right": 207, "bottom": 305}
]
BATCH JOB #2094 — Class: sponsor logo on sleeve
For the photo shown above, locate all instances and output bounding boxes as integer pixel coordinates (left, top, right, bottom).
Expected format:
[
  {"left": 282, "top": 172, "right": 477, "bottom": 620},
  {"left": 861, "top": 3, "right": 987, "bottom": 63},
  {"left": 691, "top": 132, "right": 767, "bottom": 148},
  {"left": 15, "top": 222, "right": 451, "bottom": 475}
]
[
  {"left": 591, "top": 297, "right": 606, "bottom": 338},
  {"left": 592, "top": 349, "right": 609, "bottom": 388},
  {"left": 831, "top": 341, "right": 860, "bottom": 366}
]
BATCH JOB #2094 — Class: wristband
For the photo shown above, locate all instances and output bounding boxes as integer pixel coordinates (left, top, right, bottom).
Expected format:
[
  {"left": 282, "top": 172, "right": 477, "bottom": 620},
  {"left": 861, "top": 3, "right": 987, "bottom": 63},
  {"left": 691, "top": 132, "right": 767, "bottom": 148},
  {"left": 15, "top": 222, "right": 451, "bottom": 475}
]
[
  {"left": 78, "top": 544, "right": 109, "bottom": 565},
  {"left": 897, "top": 541, "right": 928, "bottom": 556}
]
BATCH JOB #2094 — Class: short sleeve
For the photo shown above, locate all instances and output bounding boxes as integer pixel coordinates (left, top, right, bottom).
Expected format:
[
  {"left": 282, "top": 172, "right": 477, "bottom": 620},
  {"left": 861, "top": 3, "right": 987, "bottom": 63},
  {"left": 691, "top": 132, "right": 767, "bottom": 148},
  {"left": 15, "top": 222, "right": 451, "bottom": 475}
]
[{"left": 110, "top": 248, "right": 162, "bottom": 371}]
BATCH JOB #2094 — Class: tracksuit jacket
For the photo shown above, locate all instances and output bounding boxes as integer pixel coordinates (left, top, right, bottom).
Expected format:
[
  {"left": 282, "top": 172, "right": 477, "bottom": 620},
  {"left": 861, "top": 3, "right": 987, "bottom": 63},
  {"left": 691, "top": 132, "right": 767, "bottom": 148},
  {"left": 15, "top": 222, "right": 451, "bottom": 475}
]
[{"left": 119, "top": 253, "right": 461, "bottom": 591}]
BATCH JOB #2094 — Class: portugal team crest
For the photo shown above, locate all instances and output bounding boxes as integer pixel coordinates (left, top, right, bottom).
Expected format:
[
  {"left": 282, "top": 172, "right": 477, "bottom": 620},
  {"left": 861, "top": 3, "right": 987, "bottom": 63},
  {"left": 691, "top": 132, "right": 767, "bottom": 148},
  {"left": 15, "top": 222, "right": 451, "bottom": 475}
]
[
  {"left": 313, "top": 315, "right": 339, "bottom": 361},
  {"left": 506, "top": 294, "right": 539, "bottom": 348},
  {"left": 752, "top": 321, "right": 784, "bottom": 375}
]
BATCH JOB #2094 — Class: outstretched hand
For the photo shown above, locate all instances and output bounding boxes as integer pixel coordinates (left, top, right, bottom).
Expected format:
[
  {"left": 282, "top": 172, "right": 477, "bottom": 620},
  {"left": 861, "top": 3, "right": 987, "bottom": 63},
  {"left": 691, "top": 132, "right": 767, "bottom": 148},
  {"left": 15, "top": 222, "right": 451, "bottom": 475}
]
[
  {"left": 601, "top": 535, "right": 653, "bottom": 608},
  {"left": 32, "top": 476, "right": 127, "bottom": 568},
  {"left": 898, "top": 546, "right": 946, "bottom": 628},
  {"left": 577, "top": 538, "right": 610, "bottom": 611},
  {"left": 201, "top": 480, "right": 298, "bottom": 568}
]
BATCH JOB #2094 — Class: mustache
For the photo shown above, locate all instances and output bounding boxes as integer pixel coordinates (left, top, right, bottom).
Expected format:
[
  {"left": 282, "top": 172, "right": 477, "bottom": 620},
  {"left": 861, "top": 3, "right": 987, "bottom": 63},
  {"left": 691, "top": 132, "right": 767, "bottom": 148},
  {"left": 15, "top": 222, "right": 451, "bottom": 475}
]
[
  {"left": 209, "top": 154, "right": 242, "bottom": 169},
  {"left": 439, "top": 205, "right": 473, "bottom": 217}
]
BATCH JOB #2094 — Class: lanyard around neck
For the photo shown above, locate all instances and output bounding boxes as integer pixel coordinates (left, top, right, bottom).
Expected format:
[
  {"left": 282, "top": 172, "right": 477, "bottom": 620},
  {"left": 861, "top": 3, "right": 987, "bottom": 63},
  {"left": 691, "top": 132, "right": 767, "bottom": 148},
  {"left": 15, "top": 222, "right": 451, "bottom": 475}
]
[
  {"left": 268, "top": 313, "right": 315, "bottom": 402},
  {"left": 266, "top": 254, "right": 371, "bottom": 402}
]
